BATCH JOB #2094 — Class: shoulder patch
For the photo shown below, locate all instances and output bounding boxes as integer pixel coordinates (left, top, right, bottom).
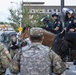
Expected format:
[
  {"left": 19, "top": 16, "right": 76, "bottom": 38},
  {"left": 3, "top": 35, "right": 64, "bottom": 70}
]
[
  {"left": 74, "top": 19, "right": 76, "bottom": 23},
  {"left": 58, "top": 21, "right": 60, "bottom": 24}
]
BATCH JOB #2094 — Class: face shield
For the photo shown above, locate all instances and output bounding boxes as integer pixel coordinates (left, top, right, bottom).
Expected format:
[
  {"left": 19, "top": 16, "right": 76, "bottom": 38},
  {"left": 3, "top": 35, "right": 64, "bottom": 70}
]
[
  {"left": 40, "top": 17, "right": 45, "bottom": 22},
  {"left": 40, "top": 17, "right": 49, "bottom": 24},
  {"left": 62, "top": 8, "right": 74, "bottom": 21},
  {"left": 62, "top": 8, "right": 74, "bottom": 15}
]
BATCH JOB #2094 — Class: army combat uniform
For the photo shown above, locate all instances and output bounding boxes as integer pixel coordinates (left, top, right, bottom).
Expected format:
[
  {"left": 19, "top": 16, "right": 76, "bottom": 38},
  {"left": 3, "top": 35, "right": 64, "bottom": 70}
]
[
  {"left": 10, "top": 28, "right": 66, "bottom": 75},
  {"left": 0, "top": 43, "right": 11, "bottom": 75}
]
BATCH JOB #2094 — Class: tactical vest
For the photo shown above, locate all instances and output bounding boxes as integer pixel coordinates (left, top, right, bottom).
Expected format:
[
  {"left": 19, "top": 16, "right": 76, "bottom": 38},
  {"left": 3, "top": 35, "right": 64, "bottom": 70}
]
[{"left": 20, "top": 44, "right": 52, "bottom": 75}]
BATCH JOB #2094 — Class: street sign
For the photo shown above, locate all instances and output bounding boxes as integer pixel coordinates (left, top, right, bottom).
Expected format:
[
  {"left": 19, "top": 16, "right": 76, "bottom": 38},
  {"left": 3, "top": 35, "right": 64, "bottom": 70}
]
[{"left": 18, "top": 27, "right": 23, "bottom": 32}]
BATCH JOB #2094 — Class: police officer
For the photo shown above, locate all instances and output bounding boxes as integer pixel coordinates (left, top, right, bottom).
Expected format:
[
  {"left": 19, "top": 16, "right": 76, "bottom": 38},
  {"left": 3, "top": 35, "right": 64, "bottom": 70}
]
[
  {"left": 52, "top": 13, "right": 63, "bottom": 34},
  {"left": 0, "top": 43, "right": 11, "bottom": 75},
  {"left": 10, "top": 27, "right": 66, "bottom": 75},
  {"left": 41, "top": 16, "right": 53, "bottom": 31},
  {"left": 64, "top": 9, "right": 76, "bottom": 32}
]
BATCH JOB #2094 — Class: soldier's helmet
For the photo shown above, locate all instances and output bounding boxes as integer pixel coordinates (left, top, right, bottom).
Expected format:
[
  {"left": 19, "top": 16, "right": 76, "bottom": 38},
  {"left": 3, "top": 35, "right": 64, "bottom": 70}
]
[
  {"left": 30, "top": 28, "right": 43, "bottom": 36},
  {"left": 52, "top": 13, "right": 58, "bottom": 17}
]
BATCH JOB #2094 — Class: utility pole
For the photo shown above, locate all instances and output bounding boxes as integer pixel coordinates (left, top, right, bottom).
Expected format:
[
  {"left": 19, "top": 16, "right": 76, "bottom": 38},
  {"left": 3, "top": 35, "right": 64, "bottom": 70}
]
[
  {"left": 61, "top": 0, "right": 64, "bottom": 27},
  {"left": 21, "top": 1, "right": 23, "bottom": 27}
]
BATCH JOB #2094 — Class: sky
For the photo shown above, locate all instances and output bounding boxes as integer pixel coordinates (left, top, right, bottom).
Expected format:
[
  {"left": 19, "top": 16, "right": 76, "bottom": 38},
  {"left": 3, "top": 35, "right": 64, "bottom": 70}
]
[{"left": 0, "top": 0, "right": 76, "bottom": 22}]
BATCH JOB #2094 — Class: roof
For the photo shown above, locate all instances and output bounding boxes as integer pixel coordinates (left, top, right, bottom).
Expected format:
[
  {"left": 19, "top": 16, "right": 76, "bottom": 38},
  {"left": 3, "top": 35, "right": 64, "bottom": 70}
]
[
  {"left": 23, "top": 1, "right": 76, "bottom": 6},
  {"left": 23, "top": 2, "right": 45, "bottom": 4}
]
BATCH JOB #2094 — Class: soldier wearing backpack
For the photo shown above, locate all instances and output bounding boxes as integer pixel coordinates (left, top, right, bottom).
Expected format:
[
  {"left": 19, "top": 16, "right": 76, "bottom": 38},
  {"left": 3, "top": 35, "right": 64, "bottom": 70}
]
[{"left": 10, "top": 27, "right": 66, "bottom": 75}]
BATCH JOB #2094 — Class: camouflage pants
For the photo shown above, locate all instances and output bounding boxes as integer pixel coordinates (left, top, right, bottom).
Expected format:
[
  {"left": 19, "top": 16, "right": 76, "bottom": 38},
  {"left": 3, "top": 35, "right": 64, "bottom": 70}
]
[{"left": 10, "top": 49, "right": 18, "bottom": 59}]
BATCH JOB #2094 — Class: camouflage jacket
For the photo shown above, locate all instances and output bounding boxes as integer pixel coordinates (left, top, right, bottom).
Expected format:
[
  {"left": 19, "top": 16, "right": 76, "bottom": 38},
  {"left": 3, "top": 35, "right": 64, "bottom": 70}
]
[
  {"left": 0, "top": 43, "right": 11, "bottom": 74},
  {"left": 10, "top": 43, "right": 66, "bottom": 75}
]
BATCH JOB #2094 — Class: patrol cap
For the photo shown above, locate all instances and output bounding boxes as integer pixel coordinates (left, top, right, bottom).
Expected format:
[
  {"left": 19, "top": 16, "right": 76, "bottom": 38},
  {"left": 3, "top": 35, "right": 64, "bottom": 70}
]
[
  {"left": 52, "top": 13, "right": 58, "bottom": 17},
  {"left": 30, "top": 28, "right": 43, "bottom": 36}
]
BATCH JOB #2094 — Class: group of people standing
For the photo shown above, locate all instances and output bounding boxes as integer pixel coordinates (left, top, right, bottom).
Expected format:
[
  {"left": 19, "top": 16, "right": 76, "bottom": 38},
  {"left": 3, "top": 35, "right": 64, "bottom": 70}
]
[
  {"left": 0, "top": 8, "right": 76, "bottom": 75},
  {"left": 42, "top": 8, "right": 76, "bottom": 34},
  {"left": 0, "top": 28, "right": 66, "bottom": 75}
]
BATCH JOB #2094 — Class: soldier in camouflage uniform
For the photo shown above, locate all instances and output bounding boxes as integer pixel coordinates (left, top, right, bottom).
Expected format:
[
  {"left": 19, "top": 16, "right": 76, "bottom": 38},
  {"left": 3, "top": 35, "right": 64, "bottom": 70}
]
[
  {"left": 0, "top": 42, "right": 11, "bottom": 75},
  {"left": 10, "top": 27, "right": 66, "bottom": 75},
  {"left": 9, "top": 35, "right": 19, "bottom": 59}
]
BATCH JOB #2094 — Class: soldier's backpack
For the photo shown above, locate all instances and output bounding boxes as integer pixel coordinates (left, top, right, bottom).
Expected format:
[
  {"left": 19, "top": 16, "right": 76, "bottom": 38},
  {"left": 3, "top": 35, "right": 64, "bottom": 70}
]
[{"left": 20, "top": 45, "right": 52, "bottom": 75}]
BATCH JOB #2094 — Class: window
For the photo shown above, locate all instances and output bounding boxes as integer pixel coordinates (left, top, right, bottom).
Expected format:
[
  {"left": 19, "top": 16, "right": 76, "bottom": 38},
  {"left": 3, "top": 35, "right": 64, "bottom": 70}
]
[
  {"left": 32, "top": 10, "right": 34, "bottom": 12},
  {"left": 49, "top": 9, "right": 51, "bottom": 12},
  {"left": 54, "top": 9, "right": 56, "bottom": 12},
  {"left": 45, "top": 9, "right": 47, "bottom": 12},
  {"left": 58, "top": 9, "right": 60, "bottom": 12},
  {"left": 31, "top": 9, "right": 35, "bottom": 13},
  {"left": 39, "top": 9, "right": 42, "bottom": 12}
]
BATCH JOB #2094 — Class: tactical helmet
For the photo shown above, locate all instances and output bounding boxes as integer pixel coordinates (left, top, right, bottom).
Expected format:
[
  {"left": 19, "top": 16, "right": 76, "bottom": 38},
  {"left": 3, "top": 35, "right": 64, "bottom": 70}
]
[
  {"left": 40, "top": 16, "right": 49, "bottom": 22},
  {"left": 52, "top": 13, "right": 58, "bottom": 17},
  {"left": 66, "top": 9, "right": 74, "bottom": 14},
  {"left": 62, "top": 8, "right": 74, "bottom": 15}
]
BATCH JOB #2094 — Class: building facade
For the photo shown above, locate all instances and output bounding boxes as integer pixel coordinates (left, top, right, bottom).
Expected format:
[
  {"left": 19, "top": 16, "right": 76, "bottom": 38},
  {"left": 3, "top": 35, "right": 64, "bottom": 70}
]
[{"left": 23, "top": 2, "right": 76, "bottom": 15}]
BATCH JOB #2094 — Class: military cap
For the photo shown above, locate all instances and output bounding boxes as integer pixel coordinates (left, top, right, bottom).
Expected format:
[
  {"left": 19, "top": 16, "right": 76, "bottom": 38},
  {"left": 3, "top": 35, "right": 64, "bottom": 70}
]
[
  {"left": 30, "top": 28, "right": 43, "bottom": 36},
  {"left": 52, "top": 13, "right": 58, "bottom": 17}
]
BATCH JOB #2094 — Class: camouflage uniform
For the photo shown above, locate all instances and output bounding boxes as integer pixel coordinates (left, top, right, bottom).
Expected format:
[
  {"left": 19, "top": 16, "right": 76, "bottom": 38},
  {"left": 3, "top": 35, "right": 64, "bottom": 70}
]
[
  {"left": 10, "top": 28, "right": 66, "bottom": 75},
  {"left": 0, "top": 42, "right": 11, "bottom": 75},
  {"left": 9, "top": 39, "right": 19, "bottom": 59},
  {"left": 10, "top": 49, "right": 18, "bottom": 59}
]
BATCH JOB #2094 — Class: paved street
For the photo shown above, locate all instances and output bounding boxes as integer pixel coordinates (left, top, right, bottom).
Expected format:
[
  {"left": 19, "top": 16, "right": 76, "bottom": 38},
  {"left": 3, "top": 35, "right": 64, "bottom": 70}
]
[
  {"left": 5, "top": 62, "right": 76, "bottom": 75},
  {"left": 65, "top": 62, "right": 76, "bottom": 75}
]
